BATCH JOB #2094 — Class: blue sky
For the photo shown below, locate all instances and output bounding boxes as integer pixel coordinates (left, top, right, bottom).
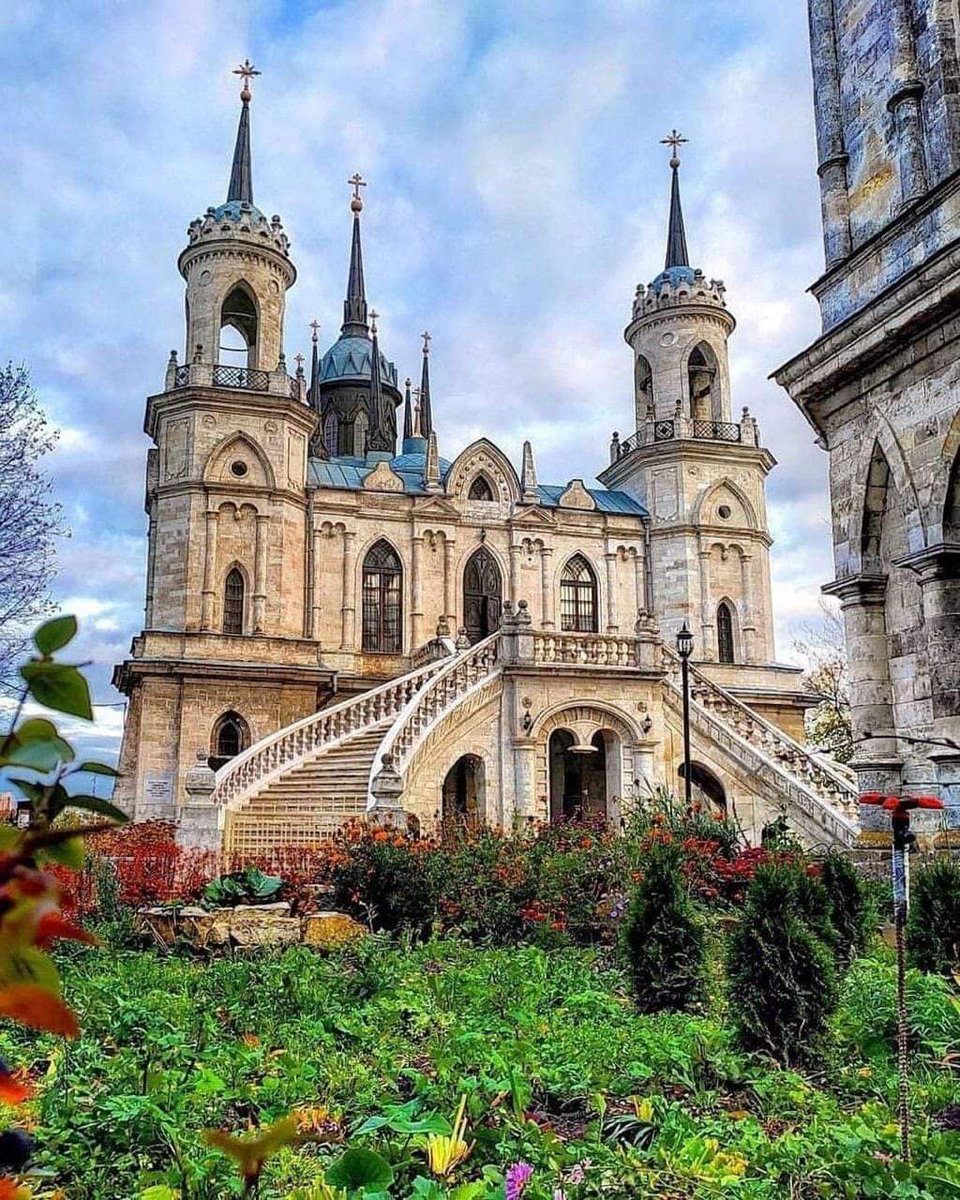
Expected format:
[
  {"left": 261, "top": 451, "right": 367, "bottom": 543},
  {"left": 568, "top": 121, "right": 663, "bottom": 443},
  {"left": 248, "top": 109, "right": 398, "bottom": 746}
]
[{"left": 0, "top": 0, "right": 831, "bottom": 761}]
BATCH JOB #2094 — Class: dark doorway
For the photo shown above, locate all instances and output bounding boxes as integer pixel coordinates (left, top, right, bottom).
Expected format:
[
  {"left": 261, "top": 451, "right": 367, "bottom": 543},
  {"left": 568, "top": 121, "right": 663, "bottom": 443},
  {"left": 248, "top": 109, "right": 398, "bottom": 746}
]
[
  {"left": 678, "top": 761, "right": 727, "bottom": 815},
  {"left": 463, "top": 547, "right": 502, "bottom": 644},
  {"left": 548, "top": 729, "right": 607, "bottom": 822},
  {"left": 441, "top": 754, "right": 485, "bottom": 826}
]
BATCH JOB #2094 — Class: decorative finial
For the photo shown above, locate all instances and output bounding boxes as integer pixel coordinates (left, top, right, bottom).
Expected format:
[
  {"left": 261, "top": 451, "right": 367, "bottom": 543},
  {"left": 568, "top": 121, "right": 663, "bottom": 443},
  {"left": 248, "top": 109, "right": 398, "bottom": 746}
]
[
  {"left": 348, "top": 172, "right": 367, "bottom": 214},
  {"left": 405, "top": 376, "right": 412, "bottom": 388},
  {"left": 309, "top": 319, "right": 320, "bottom": 344},
  {"left": 660, "top": 128, "right": 688, "bottom": 170},
  {"left": 294, "top": 352, "right": 304, "bottom": 370},
  {"left": 370, "top": 309, "right": 379, "bottom": 336},
  {"left": 233, "top": 58, "right": 261, "bottom": 104},
  {"left": 421, "top": 330, "right": 432, "bottom": 355}
]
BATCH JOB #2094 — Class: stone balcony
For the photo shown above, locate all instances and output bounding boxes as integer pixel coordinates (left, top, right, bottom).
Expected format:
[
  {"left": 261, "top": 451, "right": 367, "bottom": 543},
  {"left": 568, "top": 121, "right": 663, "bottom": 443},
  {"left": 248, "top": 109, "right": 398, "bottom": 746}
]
[
  {"left": 610, "top": 408, "right": 761, "bottom": 462},
  {"left": 163, "top": 353, "right": 304, "bottom": 401}
]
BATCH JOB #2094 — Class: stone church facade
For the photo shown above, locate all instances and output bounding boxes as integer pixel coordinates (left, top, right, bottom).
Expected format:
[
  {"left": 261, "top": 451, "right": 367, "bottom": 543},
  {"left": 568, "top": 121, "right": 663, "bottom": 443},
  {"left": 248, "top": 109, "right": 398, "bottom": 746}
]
[
  {"left": 776, "top": 0, "right": 960, "bottom": 830},
  {"left": 113, "top": 75, "right": 861, "bottom": 855}
]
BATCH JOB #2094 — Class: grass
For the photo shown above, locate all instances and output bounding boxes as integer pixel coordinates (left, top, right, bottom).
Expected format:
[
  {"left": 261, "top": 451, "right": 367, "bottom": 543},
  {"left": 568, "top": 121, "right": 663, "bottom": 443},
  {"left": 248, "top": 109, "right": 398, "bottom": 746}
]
[{"left": 2, "top": 939, "right": 959, "bottom": 1198}]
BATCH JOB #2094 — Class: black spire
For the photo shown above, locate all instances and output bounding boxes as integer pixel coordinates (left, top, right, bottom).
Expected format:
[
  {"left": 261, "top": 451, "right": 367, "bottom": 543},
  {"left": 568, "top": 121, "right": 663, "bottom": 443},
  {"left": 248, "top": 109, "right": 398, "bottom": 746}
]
[
  {"left": 227, "top": 60, "right": 260, "bottom": 205},
  {"left": 419, "top": 331, "right": 433, "bottom": 437},
  {"left": 661, "top": 128, "right": 690, "bottom": 270},
  {"left": 402, "top": 376, "right": 413, "bottom": 442},
  {"left": 308, "top": 320, "right": 320, "bottom": 410},
  {"left": 342, "top": 173, "right": 369, "bottom": 337},
  {"left": 367, "top": 312, "right": 393, "bottom": 453}
]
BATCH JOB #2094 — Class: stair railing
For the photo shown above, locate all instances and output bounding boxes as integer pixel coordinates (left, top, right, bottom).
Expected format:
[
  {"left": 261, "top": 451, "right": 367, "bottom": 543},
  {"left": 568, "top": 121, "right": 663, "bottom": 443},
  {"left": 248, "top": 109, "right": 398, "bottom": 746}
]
[
  {"left": 212, "top": 653, "right": 452, "bottom": 811},
  {"left": 367, "top": 632, "right": 501, "bottom": 806}
]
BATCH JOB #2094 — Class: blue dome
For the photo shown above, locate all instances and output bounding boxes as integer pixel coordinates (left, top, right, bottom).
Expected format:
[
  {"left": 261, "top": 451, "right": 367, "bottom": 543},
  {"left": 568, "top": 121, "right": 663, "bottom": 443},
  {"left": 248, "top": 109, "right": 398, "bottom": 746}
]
[
  {"left": 649, "top": 264, "right": 697, "bottom": 293},
  {"left": 320, "top": 335, "right": 399, "bottom": 390},
  {"left": 390, "top": 449, "right": 451, "bottom": 475},
  {"left": 208, "top": 199, "right": 269, "bottom": 225}
]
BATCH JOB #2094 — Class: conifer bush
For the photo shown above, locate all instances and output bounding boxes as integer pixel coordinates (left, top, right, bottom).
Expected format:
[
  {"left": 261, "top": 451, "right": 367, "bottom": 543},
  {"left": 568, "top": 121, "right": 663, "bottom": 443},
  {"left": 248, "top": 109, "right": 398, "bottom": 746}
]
[
  {"left": 908, "top": 856, "right": 960, "bottom": 977},
  {"left": 727, "top": 861, "right": 839, "bottom": 1066},
  {"left": 820, "top": 852, "right": 871, "bottom": 968},
  {"left": 622, "top": 841, "right": 707, "bottom": 1013}
]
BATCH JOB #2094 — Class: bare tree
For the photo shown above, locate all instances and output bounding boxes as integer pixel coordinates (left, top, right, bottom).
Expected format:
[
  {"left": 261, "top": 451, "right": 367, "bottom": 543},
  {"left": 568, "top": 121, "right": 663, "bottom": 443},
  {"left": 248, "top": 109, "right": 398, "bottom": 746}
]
[
  {"left": 0, "top": 364, "right": 64, "bottom": 691},
  {"left": 793, "top": 599, "right": 852, "bottom": 763}
]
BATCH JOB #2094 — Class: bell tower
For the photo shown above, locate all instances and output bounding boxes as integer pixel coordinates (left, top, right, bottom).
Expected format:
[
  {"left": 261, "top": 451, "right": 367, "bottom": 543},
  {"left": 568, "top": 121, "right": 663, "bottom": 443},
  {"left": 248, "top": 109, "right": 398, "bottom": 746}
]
[{"left": 599, "top": 135, "right": 778, "bottom": 668}]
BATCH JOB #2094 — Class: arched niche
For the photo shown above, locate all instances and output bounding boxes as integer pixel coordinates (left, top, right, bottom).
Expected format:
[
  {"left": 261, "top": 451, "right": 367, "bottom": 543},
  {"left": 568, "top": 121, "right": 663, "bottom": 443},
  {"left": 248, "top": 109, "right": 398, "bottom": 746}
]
[
  {"left": 222, "top": 565, "right": 247, "bottom": 635},
  {"left": 219, "top": 283, "right": 259, "bottom": 369},
  {"left": 441, "top": 754, "right": 485, "bottom": 827},
  {"left": 687, "top": 340, "right": 720, "bottom": 421},
  {"left": 210, "top": 710, "right": 251, "bottom": 771},
  {"left": 678, "top": 760, "right": 727, "bottom": 815},
  {"left": 204, "top": 433, "right": 274, "bottom": 490}
]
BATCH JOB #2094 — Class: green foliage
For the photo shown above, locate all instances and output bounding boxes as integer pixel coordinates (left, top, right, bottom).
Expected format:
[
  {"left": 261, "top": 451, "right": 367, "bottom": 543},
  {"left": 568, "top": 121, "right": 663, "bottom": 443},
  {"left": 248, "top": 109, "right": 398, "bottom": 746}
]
[
  {"left": 908, "top": 857, "right": 960, "bottom": 977},
  {"left": 202, "top": 866, "right": 283, "bottom": 907},
  {"left": 820, "top": 852, "right": 872, "bottom": 968},
  {"left": 622, "top": 842, "right": 706, "bottom": 1014},
  {"left": 326, "top": 1147, "right": 395, "bottom": 1192},
  {"left": 727, "top": 862, "right": 839, "bottom": 1067}
]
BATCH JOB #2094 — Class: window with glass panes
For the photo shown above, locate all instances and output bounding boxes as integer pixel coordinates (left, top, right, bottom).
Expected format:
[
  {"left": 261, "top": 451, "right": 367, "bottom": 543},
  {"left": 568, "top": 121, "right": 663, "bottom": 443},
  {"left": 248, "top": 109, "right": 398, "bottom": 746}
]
[
  {"left": 223, "top": 568, "right": 245, "bottom": 634},
  {"left": 362, "top": 540, "right": 402, "bottom": 652},
  {"left": 560, "top": 555, "right": 598, "bottom": 632}
]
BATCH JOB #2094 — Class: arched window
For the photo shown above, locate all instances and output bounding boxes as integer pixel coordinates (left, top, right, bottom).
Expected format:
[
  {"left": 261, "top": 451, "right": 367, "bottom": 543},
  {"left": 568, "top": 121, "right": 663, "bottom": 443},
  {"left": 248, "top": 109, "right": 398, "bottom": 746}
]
[
  {"left": 223, "top": 568, "right": 245, "bottom": 635},
  {"left": 362, "top": 540, "right": 402, "bottom": 652},
  {"left": 468, "top": 475, "right": 495, "bottom": 501},
  {"left": 323, "top": 411, "right": 339, "bottom": 458},
  {"left": 635, "top": 354, "right": 653, "bottom": 413},
  {"left": 219, "top": 284, "right": 258, "bottom": 368},
  {"left": 862, "top": 441, "right": 891, "bottom": 572},
  {"left": 210, "top": 711, "right": 250, "bottom": 770},
  {"left": 688, "top": 342, "right": 718, "bottom": 420},
  {"left": 717, "top": 601, "right": 736, "bottom": 663},
  {"left": 560, "top": 554, "right": 598, "bottom": 632},
  {"left": 353, "top": 411, "right": 368, "bottom": 457}
]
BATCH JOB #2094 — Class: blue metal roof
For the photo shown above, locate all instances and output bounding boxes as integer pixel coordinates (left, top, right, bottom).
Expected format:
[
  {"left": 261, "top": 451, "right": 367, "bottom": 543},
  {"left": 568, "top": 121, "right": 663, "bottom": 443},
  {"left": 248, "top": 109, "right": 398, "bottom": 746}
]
[
  {"left": 319, "top": 335, "right": 399, "bottom": 389},
  {"left": 209, "top": 200, "right": 269, "bottom": 224},
  {"left": 649, "top": 264, "right": 697, "bottom": 293},
  {"left": 308, "top": 454, "right": 647, "bottom": 516}
]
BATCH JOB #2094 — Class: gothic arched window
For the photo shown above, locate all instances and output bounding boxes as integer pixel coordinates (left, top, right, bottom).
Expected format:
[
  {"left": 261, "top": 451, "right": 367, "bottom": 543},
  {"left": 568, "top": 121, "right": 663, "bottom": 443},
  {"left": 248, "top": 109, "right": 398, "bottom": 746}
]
[
  {"left": 362, "top": 540, "right": 402, "bottom": 653},
  {"left": 717, "top": 601, "right": 736, "bottom": 664},
  {"left": 323, "top": 411, "right": 339, "bottom": 458},
  {"left": 223, "top": 568, "right": 245, "bottom": 635},
  {"left": 219, "top": 283, "right": 258, "bottom": 368},
  {"left": 210, "top": 711, "right": 250, "bottom": 770},
  {"left": 688, "top": 342, "right": 718, "bottom": 420},
  {"left": 468, "top": 475, "right": 495, "bottom": 501},
  {"left": 560, "top": 554, "right": 598, "bottom": 633},
  {"left": 353, "top": 411, "right": 368, "bottom": 457}
]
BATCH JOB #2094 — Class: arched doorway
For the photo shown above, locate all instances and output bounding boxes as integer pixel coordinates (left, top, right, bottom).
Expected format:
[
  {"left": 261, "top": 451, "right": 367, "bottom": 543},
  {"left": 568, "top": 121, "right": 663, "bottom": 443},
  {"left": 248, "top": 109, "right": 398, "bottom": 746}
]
[
  {"left": 678, "top": 761, "right": 727, "bottom": 815},
  {"left": 441, "top": 754, "right": 485, "bottom": 826},
  {"left": 548, "top": 729, "right": 608, "bottom": 822},
  {"left": 210, "top": 711, "right": 251, "bottom": 772},
  {"left": 463, "top": 547, "right": 502, "bottom": 644}
]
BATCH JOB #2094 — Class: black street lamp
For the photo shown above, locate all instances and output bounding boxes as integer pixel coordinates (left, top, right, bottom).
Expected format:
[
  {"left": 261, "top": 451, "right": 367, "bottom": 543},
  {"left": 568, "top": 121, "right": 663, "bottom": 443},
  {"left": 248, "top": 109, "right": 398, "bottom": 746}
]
[{"left": 676, "top": 622, "right": 694, "bottom": 808}]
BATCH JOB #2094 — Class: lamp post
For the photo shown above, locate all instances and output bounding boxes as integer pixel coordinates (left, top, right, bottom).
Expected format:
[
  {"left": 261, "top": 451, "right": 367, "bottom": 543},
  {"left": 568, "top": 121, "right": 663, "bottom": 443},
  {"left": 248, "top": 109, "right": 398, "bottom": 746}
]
[
  {"left": 860, "top": 790, "right": 945, "bottom": 1162},
  {"left": 676, "top": 622, "right": 694, "bottom": 808}
]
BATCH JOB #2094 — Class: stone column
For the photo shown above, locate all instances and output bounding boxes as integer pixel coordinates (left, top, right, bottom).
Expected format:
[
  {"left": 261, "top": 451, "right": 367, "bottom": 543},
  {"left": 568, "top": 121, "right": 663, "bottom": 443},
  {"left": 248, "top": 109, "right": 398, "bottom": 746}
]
[
  {"left": 411, "top": 533, "right": 424, "bottom": 649},
  {"left": 698, "top": 548, "right": 713, "bottom": 657},
  {"left": 253, "top": 513, "right": 270, "bottom": 633},
  {"left": 739, "top": 551, "right": 757, "bottom": 662},
  {"left": 824, "top": 575, "right": 902, "bottom": 801},
  {"left": 509, "top": 541, "right": 522, "bottom": 604},
  {"left": 442, "top": 535, "right": 456, "bottom": 626},
  {"left": 340, "top": 530, "right": 357, "bottom": 650},
  {"left": 604, "top": 551, "right": 618, "bottom": 632},
  {"left": 808, "top": 0, "right": 852, "bottom": 264},
  {"left": 888, "top": 0, "right": 927, "bottom": 205},
  {"left": 633, "top": 548, "right": 644, "bottom": 617},
  {"left": 200, "top": 508, "right": 219, "bottom": 631},
  {"left": 311, "top": 526, "right": 324, "bottom": 644},
  {"left": 540, "top": 546, "right": 554, "bottom": 628}
]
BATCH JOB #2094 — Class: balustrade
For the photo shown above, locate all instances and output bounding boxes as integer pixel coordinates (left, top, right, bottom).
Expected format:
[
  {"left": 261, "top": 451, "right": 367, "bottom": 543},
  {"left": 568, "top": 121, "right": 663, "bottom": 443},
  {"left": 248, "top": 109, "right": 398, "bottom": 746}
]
[{"left": 532, "top": 631, "right": 637, "bottom": 667}]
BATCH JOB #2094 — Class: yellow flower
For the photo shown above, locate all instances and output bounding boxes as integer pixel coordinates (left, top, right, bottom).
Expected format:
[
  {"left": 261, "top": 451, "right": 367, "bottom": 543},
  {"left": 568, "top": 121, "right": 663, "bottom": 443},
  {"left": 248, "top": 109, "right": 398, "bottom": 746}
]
[
  {"left": 858, "top": 1066, "right": 873, "bottom": 1078},
  {"left": 633, "top": 1097, "right": 655, "bottom": 1123},
  {"left": 426, "top": 1095, "right": 474, "bottom": 1178}
]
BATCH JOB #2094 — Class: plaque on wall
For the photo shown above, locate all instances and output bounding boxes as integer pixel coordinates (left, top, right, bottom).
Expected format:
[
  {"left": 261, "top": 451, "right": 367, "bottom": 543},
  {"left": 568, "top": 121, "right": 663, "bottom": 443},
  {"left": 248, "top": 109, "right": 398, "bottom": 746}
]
[{"left": 143, "top": 772, "right": 175, "bottom": 809}]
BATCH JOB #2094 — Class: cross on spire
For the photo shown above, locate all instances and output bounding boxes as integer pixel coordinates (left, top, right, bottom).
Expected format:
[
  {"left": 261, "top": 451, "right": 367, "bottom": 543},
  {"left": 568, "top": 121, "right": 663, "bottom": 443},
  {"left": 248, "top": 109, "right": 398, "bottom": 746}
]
[
  {"left": 370, "top": 309, "right": 379, "bottom": 335},
  {"left": 309, "top": 319, "right": 320, "bottom": 344},
  {"left": 233, "top": 58, "right": 261, "bottom": 103},
  {"left": 348, "top": 172, "right": 367, "bottom": 213},
  {"left": 660, "top": 128, "right": 688, "bottom": 168},
  {"left": 421, "top": 330, "right": 432, "bottom": 355}
]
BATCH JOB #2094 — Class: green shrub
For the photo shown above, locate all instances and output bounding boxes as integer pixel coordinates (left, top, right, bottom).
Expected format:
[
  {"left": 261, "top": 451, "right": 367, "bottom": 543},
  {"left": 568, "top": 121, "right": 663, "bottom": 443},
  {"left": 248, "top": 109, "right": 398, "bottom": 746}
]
[
  {"left": 819, "top": 852, "right": 871, "bottom": 968},
  {"left": 202, "top": 865, "right": 283, "bottom": 907},
  {"left": 908, "top": 856, "right": 960, "bottom": 977},
  {"left": 727, "top": 861, "right": 839, "bottom": 1066},
  {"left": 622, "top": 842, "right": 707, "bottom": 1013}
]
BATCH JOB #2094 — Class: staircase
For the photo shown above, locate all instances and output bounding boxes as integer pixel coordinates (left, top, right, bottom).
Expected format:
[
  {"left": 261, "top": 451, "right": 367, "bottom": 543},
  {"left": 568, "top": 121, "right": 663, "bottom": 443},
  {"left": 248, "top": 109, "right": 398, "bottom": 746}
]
[{"left": 662, "top": 650, "right": 860, "bottom": 846}]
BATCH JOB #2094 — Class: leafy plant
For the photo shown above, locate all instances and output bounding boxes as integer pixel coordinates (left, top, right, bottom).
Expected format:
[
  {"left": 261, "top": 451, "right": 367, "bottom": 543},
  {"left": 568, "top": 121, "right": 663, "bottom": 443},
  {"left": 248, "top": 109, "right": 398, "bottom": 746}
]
[
  {"left": 203, "top": 866, "right": 283, "bottom": 907},
  {"left": 908, "top": 857, "right": 960, "bottom": 977}
]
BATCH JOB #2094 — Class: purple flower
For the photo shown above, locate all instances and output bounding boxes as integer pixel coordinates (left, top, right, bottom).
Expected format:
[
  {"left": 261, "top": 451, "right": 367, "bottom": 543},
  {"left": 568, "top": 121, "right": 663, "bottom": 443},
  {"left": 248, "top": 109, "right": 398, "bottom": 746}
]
[{"left": 506, "top": 1161, "right": 534, "bottom": 1200}]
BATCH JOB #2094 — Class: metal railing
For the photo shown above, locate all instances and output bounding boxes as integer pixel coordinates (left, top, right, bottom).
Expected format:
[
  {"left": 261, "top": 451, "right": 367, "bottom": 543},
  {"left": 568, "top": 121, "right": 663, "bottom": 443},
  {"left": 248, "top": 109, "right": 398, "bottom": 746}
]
[
  {"left": 692, "top": 419, "right": 741, "bottom": 442},
  {"left": 172, "top": 364, "right": 272, "bottom": 393}
]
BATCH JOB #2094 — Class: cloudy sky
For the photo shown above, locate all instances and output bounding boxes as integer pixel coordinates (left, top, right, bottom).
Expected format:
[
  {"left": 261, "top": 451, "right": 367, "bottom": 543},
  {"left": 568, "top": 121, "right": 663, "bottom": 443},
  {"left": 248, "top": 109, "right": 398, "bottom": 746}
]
[{"left": 0, "top": 0, "right": 832, "bottom": 762}]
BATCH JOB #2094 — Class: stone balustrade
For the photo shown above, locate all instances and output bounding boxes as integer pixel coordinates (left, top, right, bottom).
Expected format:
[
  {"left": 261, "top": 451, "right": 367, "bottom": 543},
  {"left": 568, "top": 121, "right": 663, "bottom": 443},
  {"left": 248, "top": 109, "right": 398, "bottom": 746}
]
[
  {"left": 212, "top": 656, "right": 447, "bottom": 811},
  {"left": 165, "top": 354, "right": 303, "bottom": 400},
  {"left": 531, "top": 630, "right": 638, "bottom": 667}
]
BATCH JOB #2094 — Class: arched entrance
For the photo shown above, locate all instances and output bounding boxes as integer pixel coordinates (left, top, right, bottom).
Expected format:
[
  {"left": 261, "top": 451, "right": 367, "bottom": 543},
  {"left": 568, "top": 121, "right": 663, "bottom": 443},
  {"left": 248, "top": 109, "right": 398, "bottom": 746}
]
[
  {"left": 463, "top": 547, "right": 502, "bottom": 644},
  {"left": 548, "top": 729, "right": 610, "bottom": 822},
  {"left": 441, "top": 754, "right": 485, "bottom": 826},
  {"left": 678, "top": 761, "right": 727, "bottom": 814}
]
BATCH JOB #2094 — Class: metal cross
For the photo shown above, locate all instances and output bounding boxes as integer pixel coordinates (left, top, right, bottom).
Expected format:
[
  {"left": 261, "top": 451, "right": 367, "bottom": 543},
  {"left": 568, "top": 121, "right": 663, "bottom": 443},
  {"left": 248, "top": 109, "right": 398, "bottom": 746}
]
[
  {"left": 421, "top": 330, "right": 432, "bottom": 354},
  {"left": 233, "top": 59, "right": 261, "bottom": 99},
  {"left": 309, "top": 319, "right": 321, "bottom": 343},
  {"left": 370, "top": 309, "right": 379, "bottom": 335},
  {"left": 348, "top": 172, "right": 367, "bottom": 201},
  {"left": 294, "top": 353, "right": 304, "bottom": 370},
  {"left": 660, "top": 129, "right": 688, "bottom": 160}
]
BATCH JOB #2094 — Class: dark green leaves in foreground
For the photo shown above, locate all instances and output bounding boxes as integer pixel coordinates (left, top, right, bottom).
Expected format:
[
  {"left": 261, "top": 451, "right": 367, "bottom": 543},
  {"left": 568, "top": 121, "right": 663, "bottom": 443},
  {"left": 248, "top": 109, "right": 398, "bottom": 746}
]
[{"left": 18, "top": 614, "right": 92, "bottom": 721}]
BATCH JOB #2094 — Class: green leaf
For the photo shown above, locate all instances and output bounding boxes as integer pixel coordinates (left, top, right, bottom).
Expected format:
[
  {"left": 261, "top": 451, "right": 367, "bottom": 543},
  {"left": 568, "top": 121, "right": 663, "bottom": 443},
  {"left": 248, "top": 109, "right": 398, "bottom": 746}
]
[
  {"left": 0, "top": 946, "right": 62, "bottom": 994},
  {"left": 63, "top": 795, "right": 129, "bottom": 824},
  {"left": 43, "top": 835, "right": 85, "bottom": 869},
  {"left": 33, "top": 615, "right": 78, "bottom": 655},
  {"left": 21, "top": 661, "right": 93, "bottom": 720},
  {"left": 8, "top": 777, "right": 45, "bottom": 803},
  {"left": 326, "top": 1148, "right": 394, "bottom": 1193},
  {"left": 0, "top": 718, "right": 75, "bottom": 771},
  {"left": 75, "top": 761, "right": 120, "bottom": 777}
]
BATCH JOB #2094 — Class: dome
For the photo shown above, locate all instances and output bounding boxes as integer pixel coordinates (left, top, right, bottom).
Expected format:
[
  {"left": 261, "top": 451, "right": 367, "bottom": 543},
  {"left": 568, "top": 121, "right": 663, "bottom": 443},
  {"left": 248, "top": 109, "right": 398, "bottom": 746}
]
[
  {"left": 649, "top": 264, "right": 697, "bottom": 293},
  {"left": 320, "top": 335, "right": 399, "bottom": 391},
  {"left": 208, "top": 199, "right": 269, "bottom": 224}
]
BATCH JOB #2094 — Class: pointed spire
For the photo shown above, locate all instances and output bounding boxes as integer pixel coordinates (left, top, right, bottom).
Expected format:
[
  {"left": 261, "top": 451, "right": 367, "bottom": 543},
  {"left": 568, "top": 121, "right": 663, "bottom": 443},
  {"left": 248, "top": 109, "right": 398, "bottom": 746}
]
[
  {"left": 660, "top": 128, "right": 690, "bottom": 270},
  {"left": 342, "top": 173, "right": 369, "bottom": 337},
  {"left": 424, "top": 431, "right": 442, "bottom": 492},
  {"left": 227, "top": 60, "right": 260, "bottom": 205},
  {"left": 419, "top": 331, "right": 433, "bottom": 437},
  {"left": 402, "top": 376, "right": 413, "bottom": 442},
  {"left": 521, "top": 440, "right": 539, "bottom": 504},
  {"left": 308, "top": 319, "right": 320, "bottom": 409},
  {"left": 368, "top": 311, "right": 393, "bottom": 454}
]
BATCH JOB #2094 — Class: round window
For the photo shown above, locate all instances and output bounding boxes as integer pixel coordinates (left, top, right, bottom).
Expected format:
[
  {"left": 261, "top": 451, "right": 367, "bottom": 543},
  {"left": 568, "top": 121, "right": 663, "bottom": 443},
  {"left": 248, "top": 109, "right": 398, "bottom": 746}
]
[
  {"left": 230, "top": 460, "right": 248, "bottom": 478},
  {"left": 717, "top": 504, "right": 731, "bottom": 519}
]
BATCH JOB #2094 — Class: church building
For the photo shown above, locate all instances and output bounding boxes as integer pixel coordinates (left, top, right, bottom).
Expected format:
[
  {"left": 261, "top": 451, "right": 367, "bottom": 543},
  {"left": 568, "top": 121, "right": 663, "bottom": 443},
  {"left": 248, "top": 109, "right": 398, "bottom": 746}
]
[{"left": 113, "top": 68, "right": 861, "bottom": 855}]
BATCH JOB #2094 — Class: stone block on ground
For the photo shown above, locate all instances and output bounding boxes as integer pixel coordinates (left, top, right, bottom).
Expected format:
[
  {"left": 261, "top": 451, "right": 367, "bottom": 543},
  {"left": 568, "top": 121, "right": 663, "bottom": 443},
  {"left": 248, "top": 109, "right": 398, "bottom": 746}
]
[
  {"left": 230, "top": 910, "right": 301, "bottom": 948},
  {"left": 302, "top": 911, "right": 368, "bottom": 950}
]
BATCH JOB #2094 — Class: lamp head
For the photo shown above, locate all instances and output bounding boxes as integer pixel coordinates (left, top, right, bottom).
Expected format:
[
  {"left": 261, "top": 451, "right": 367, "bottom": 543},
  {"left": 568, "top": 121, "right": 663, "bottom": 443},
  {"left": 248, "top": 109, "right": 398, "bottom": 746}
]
[{"left": 676, "top": 622, "right": 694, "bottom": 660}]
